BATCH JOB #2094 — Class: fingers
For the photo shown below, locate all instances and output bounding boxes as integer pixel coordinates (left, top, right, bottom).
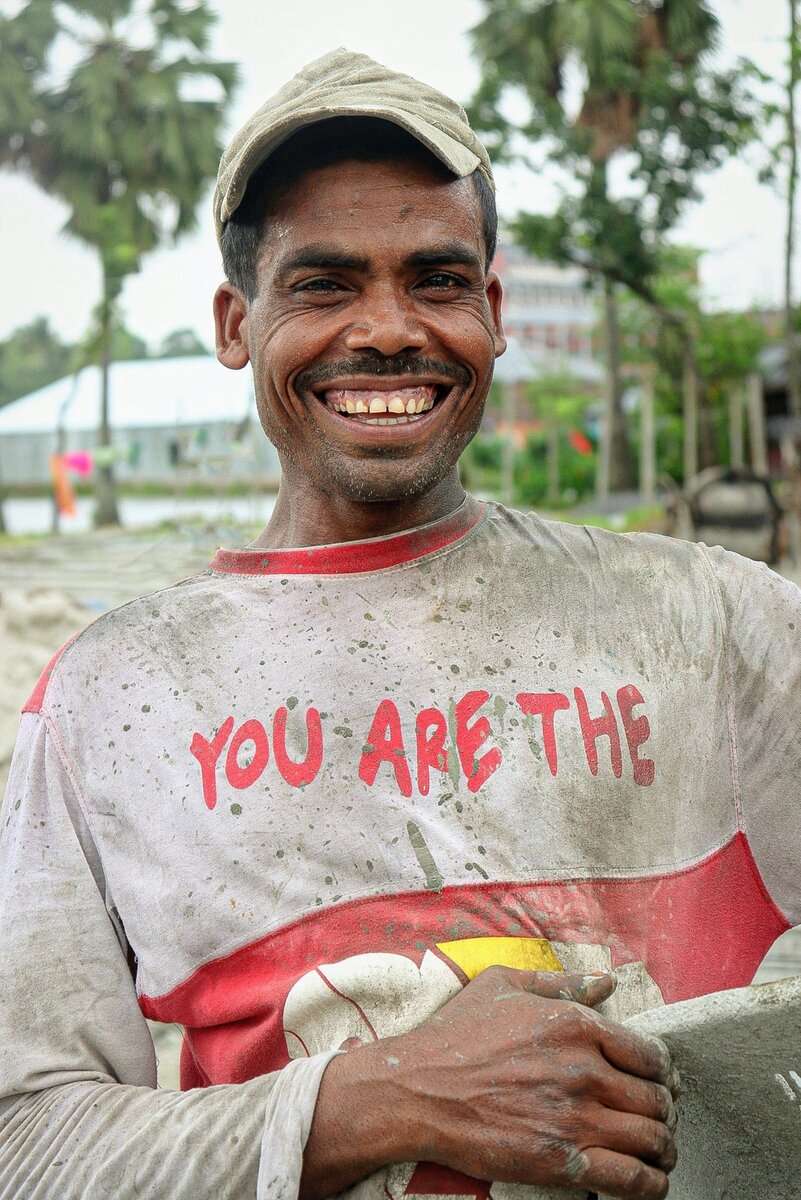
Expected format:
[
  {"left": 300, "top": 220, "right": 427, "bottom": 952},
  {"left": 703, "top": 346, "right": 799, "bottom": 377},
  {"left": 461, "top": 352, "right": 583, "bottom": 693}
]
[
  {"left": 576, "top": 1147, "right": 670, "bottom": 1200},
  {"left": 594, "top": 1070, "right": 678, "bottom": 1131},
  {"left": 520, "top": 969, "right": 617, "bottom": 1008},
  {"left": 590, "top": 1109, "right": 677, "bottom": 1174},
  {"left": 596, "top": 1022, "right": 678, "bottom": 1093}
]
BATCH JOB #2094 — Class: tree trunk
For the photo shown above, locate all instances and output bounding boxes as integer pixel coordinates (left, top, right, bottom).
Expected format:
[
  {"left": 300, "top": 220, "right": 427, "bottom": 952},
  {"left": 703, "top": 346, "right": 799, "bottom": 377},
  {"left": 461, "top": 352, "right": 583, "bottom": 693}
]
[
  {"left": 786, "top": 0, "right": 801, "bottom": 416},
  {"left": 639, "top": 365, "right": 656, "bottom": 504},
  {"left": 698, "top": 392, "right": 719, "bottom": 470},
  {"left": 546, "top": 416, "right": 560, "bottom": 505},
  {"left": 682, "top": 338, "right": 700, "bottom": 485},
  {"left": 728, "top": 382, "right": 745, "bottom": 468},
  {"left": 500, "top": 381, "right": 517, "bottom": 506},
  {"left": 598, "top": 278, "right": 637, "bottom": 499},
  {"left": 94, "top": 266, "right": 120, "bottom": 527},
  {"left": 746, "top": 371, "right": 769, "bottom": 474}
]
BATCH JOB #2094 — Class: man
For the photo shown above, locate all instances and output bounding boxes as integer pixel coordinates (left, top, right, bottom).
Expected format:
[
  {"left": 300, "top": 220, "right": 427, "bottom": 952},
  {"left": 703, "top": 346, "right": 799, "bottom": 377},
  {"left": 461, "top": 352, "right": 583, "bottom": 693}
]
[{"left": 0, "top": 48, "right": 798, "bottom": 1200}]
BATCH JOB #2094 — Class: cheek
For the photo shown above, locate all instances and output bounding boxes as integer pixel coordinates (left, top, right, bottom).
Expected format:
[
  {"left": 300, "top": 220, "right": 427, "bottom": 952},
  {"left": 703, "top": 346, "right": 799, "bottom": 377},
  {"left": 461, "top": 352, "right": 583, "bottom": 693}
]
[
  {"left": 257, "top": 311, "right": 341, "bottom": 382},
  {"left": 439, "top": 308, "right": 499, "bottom": 371}
]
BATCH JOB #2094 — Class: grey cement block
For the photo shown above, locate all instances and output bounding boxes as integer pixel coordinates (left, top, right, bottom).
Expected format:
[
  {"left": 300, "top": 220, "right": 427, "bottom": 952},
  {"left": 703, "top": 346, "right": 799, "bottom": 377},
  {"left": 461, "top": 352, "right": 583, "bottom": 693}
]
[
  {"left": 513, "top": 976, "right": 801, "bottom": 1200},
  {"left": 621, "top": 975, "right": 801, "bottom": 1200}
]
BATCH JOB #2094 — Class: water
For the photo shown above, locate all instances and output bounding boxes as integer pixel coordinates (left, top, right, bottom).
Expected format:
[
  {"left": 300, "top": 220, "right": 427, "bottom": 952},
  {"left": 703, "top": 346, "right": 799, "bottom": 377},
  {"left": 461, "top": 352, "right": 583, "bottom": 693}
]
[{"left": 3, "top": 493, "right": 277, "bottom": 535}]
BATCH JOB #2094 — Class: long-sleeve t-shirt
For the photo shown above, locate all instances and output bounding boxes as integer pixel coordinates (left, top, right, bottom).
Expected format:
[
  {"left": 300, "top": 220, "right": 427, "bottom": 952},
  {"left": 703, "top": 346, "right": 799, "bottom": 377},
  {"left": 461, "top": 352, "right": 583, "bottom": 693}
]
[{"left": 1, "top": 496, "right": 799, "bottom": 1199}]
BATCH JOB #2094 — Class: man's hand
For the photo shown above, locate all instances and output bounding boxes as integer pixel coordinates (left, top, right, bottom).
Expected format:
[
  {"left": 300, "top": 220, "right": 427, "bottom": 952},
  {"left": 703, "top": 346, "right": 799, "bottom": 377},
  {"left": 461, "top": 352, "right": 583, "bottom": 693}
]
[{"left": 301, "top": 966, "right": 678, "bottom": 1200}]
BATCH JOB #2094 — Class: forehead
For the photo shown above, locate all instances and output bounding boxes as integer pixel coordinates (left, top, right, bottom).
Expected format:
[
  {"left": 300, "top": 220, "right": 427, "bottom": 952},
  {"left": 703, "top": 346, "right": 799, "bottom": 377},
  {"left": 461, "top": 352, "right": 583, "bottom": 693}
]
[{"left": 261, "top": 158, "right": 484, "bottom": 261}]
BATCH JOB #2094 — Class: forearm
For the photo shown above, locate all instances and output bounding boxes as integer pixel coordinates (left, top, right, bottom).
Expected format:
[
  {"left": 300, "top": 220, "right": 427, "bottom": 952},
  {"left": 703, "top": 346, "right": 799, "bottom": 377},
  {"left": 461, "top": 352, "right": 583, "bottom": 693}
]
[{"left": 0, "top": 1055, "right": 336, "bottom": 1200}]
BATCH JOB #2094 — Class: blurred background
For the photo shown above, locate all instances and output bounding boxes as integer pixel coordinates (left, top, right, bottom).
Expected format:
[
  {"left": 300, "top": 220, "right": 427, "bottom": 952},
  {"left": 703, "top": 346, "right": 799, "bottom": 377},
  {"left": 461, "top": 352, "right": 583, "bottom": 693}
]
[{"left": 1, "top": 0, "right": 800, "bottom": 1082}]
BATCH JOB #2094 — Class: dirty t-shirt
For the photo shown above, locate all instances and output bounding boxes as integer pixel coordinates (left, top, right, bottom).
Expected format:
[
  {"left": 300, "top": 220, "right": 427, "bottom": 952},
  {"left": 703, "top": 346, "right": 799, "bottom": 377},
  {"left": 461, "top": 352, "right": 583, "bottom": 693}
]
[{"left": 1, "top": 496, "right": 799, "bottom": 1200}]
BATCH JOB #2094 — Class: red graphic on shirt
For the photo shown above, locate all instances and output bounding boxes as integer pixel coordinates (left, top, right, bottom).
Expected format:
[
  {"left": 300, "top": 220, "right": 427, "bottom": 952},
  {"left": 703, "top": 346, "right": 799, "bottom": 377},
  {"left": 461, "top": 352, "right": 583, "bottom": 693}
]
[
  {"left": 140, "top": 833, "right": 789, "bottom": 1093},
  {"left": 281, "top": 941, "right": 616, "bottom": 1200},
  {"left": 404, "top": 1164, "right": 491, "bottom": 1200},
  {"left": 190, "top": 707, "right": 324, "bottom": 809},
  {"left": 189, "top": 684, "right": 654, "bottom": 810}
]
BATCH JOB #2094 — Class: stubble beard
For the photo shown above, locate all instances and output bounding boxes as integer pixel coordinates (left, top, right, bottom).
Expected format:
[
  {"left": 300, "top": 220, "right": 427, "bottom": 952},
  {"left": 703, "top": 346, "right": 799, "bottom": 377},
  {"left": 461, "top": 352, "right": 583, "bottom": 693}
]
[{"left": 287, "top": 400, "right": 486, "bottom": 505}]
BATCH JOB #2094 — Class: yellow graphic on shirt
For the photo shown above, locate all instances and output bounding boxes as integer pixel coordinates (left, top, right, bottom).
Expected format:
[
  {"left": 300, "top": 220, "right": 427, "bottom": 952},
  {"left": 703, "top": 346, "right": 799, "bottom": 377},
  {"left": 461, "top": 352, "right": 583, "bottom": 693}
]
[{"left": 435, "top": 936, "right": 563, "bottom": 980}]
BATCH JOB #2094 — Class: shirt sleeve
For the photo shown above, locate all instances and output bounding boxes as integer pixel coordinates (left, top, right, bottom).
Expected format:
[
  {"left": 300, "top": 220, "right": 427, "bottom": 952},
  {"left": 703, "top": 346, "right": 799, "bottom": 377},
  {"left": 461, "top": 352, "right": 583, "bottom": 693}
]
[
  {"left": 0, "top": 711, "right": 338, "bottom": 1200},
  {"left": 701, "top": 544, "right": 801, "bottom": 927}
]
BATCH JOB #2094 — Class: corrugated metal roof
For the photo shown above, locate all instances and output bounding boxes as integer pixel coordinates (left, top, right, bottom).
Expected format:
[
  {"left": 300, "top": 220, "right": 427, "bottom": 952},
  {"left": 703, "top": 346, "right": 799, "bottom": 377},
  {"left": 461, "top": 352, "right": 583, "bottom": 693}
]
[
  {"left": 0, "top": 356, "right": 256, "bottom": 434},
  {"left": 493, "top": 336, "right": 603, "bottom": 385}
]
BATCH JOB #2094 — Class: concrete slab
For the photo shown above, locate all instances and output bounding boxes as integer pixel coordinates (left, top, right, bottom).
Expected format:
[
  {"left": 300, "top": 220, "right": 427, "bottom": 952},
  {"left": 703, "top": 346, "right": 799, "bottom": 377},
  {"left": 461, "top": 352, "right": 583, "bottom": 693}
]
[
  {"left": 620, "top": 976, "right": 801, "bottom": 1200},
  {"left": 511, "top": 977, "right": 801, "bottom": 1200}
]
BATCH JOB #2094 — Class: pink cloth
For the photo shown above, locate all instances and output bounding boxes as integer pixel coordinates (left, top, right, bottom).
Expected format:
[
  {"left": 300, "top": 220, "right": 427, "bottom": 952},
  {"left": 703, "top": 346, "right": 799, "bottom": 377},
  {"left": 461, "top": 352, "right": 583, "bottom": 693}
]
[{"left": 62, "top": 450, "right": 93, "bottom": 477}]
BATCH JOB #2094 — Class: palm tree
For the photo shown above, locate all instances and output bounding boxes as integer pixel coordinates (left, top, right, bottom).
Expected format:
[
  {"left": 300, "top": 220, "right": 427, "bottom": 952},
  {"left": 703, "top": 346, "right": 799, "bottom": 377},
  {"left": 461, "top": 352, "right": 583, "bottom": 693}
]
[
  {"left": 0, "top": 0, "right": 237, "bottom": 525},
  {"left": 470, "top": 0, "right": 739, "bottom": 495}
]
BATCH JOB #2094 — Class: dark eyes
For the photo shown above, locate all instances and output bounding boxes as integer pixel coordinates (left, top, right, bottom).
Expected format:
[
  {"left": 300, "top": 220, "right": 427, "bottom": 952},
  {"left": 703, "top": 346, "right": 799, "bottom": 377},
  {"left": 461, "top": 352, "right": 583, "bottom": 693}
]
[
  {"left": 293, "top": 272, "right": 468, "bottom": 296},
  {"left": 420, "top": 272, "right": 468, "bottom": 290},
  {"left": 294, "top": 278, "right": 346, "bottom": 293}
]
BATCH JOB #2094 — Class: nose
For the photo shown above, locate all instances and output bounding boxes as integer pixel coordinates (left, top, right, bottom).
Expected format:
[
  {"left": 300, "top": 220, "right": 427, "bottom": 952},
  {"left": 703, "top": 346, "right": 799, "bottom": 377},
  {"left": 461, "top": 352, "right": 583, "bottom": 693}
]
[{"left": 343, "top": 286, "right": 428, "bottom": 357}]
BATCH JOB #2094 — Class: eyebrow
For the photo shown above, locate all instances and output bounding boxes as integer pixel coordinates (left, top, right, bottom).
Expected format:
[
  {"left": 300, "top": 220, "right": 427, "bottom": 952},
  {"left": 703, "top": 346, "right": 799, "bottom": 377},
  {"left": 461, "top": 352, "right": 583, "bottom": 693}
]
[
  {"left": 403, "top": 243, "right": 484, "bottom": 272},
  {"left": 275, "top": 239, "right": 483, "bottom": 279},
  {"left": 276, "top": 246, "right": 370, "bottom": 277}
]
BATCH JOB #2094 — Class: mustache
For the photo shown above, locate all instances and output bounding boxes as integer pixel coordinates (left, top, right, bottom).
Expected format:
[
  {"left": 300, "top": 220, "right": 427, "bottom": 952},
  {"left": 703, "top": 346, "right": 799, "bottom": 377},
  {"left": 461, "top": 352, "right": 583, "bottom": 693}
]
[{"left": 295, "top": 354, "right": 471, "bottom": 391}]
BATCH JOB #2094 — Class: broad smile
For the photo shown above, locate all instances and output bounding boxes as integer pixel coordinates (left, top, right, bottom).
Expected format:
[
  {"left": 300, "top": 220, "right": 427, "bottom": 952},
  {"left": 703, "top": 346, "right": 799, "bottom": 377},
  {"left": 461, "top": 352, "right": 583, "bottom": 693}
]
[{"left": 312, "top": 377, "right": 454, "bottom": 430}]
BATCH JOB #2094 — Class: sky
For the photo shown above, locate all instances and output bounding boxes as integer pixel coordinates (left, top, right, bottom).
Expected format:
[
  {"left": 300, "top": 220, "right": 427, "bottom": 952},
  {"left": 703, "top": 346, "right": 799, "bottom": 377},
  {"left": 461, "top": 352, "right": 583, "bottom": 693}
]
[{"left": 0, "top": 0, "right": 794, "bottom": 350}]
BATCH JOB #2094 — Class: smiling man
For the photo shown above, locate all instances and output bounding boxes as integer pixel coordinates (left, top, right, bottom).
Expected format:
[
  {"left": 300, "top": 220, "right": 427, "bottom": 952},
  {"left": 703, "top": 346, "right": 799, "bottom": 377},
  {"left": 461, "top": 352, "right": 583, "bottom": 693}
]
[
  {"left": 1, "top": 48, "right": 800, "bottom": 1200},
  {"left": 214, "top": 115, "right": 501, "bottom": 544}
]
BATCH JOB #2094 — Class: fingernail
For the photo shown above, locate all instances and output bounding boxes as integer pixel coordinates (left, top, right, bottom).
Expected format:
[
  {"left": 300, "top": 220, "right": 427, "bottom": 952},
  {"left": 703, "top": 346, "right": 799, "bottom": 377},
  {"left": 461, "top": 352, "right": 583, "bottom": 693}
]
[{"left": 648, "top": 1034, "right": 673, "bottom": 1073}]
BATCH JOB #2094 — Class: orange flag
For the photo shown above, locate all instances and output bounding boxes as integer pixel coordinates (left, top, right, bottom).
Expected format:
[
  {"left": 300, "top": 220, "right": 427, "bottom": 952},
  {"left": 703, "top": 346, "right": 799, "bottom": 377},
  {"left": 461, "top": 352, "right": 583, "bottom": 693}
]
[{"left": 49, "top": 454, "right": 77, "bottom": 518}]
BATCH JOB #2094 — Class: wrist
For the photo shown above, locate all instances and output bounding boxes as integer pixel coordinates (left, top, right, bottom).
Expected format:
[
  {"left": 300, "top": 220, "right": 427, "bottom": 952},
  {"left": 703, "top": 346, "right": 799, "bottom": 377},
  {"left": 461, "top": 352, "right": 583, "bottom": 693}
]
[{"left": 300, "top": 1040, "right": 424, "bottom": 1200}]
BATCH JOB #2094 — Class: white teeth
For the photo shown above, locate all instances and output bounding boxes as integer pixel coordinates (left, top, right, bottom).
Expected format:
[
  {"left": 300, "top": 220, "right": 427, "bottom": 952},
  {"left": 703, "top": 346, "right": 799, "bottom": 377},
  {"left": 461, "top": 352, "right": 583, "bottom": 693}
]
[
  {"left": 388, "top": 396, "right": 406, "bottom": 414},
  {"left": 369, "top": 396, "right": 388, "bottom": 414},
  {"left": 406, "top": 398, "right": 416, "bottom": 414}
]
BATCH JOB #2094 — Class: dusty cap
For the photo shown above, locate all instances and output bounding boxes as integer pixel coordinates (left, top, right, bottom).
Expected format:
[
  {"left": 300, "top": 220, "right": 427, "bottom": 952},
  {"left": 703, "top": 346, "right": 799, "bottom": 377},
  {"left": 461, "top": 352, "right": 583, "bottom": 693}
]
[{"left": 213, "top": 47, "right": 494, "bottom": 247}]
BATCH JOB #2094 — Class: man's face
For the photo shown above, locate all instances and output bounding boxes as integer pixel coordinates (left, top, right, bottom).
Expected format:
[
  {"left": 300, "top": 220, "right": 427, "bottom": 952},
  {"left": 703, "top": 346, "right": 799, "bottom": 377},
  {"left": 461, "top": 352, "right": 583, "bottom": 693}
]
[{"left": 216, "top": 156, "right": 506, "bottom": 506}]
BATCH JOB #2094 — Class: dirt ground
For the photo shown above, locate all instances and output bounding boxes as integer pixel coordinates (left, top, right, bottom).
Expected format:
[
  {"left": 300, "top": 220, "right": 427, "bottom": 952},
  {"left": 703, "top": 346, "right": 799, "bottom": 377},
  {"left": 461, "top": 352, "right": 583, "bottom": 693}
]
[{"left": 2, "top": 519, "right": 799, "bottom": 1089}]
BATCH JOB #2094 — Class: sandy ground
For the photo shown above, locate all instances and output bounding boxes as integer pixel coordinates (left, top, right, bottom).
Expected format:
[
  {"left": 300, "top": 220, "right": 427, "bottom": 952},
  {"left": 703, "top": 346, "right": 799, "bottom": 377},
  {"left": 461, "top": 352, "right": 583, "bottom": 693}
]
[{"left": 1, "top": 520, "right": 799, "bottom": 1089}]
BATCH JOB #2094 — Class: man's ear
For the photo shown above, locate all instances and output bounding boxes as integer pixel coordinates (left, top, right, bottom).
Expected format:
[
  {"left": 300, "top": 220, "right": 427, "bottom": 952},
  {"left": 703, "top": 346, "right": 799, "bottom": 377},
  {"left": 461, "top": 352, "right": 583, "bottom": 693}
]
[
  {"left": 214, "top": 282, "right": 250, "bottom": 370},
  {"left": 486, "top": 272, "right": 507, "bottom": 359}
]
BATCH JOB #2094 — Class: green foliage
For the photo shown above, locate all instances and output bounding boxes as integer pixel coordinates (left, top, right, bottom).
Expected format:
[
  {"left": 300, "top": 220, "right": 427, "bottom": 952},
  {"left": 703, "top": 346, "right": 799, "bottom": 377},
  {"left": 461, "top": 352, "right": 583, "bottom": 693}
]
[
  {"left": 156, "top": 328, "right": 209, "bottom": 358},
  {"left": 0, "top": 0, "right": 238, "bottom": 522},
  {"left": 515, "top": 431, "right": 597, "bottom": 507},
  {"left": 695, "top": 311, "right": 766, "bottom": 386},
  {"left": 469, "top": 1, "right": 756, "bottom": 305},
  {"left": 0, "top": 317, "right": 71, "bottom": 408},
  {"left": 616, "top": 249, "right": 767, "bottom": 483},
  {"left": 0, "top": 1, "right": 238, "bottom": 280},
  {"left": 463, "top": 433, "right": 505, "bottom": 477}
]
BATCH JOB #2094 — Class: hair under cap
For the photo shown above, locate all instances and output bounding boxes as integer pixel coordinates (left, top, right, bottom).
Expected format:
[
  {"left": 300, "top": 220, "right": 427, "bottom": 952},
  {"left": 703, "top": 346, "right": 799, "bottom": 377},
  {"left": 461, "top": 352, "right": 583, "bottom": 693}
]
[{"left": 213, "top": 47, "right": 494, "bottom": 248}]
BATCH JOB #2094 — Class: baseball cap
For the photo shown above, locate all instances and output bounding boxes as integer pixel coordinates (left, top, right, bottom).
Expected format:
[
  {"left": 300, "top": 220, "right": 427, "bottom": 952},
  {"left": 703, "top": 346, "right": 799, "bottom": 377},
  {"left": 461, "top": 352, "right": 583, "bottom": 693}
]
[{"left": 213, "top": 47, "right": 494, "bottom": 247}]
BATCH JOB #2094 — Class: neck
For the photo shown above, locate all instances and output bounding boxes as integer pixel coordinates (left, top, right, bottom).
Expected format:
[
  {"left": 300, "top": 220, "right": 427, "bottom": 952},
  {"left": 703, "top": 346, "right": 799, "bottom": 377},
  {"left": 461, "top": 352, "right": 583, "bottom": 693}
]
[{"left": 249, "top": 471, "right": 466, "bottom": 550}]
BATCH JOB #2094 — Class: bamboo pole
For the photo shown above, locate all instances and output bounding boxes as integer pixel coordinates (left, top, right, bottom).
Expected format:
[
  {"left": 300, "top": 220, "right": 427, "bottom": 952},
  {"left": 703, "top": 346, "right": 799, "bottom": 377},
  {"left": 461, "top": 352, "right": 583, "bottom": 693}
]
[
  {"left": 639, "top": 366, "right": 656, "bottom": 504},
  {"left": 682, "top": 353, "right": 699, "bottom": 486},
  {"left": 728, "top": 382, "right": 745, "bottom": 468},
  {"left": 501, "top": 381, "right": 517, "bottom": 507},
  {"left": 746, "top": 372, "right": 769, "bottom": 475},
  {"left": 547, "top": 416, "right": 560, "bottom": 505}
]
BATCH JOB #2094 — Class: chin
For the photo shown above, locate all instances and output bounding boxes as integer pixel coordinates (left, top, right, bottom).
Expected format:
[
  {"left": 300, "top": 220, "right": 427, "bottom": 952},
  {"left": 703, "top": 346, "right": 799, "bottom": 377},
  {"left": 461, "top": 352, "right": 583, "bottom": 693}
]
[{"left": 323, "top": 456, "right": 454, "bottom": 506}]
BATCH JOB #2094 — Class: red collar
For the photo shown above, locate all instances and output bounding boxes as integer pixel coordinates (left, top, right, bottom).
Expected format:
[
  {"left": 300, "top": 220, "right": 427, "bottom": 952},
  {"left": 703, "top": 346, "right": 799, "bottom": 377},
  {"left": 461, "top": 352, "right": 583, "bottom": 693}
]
[{"left": 209, "top": 496, "right": 484, "bottom": 576}]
